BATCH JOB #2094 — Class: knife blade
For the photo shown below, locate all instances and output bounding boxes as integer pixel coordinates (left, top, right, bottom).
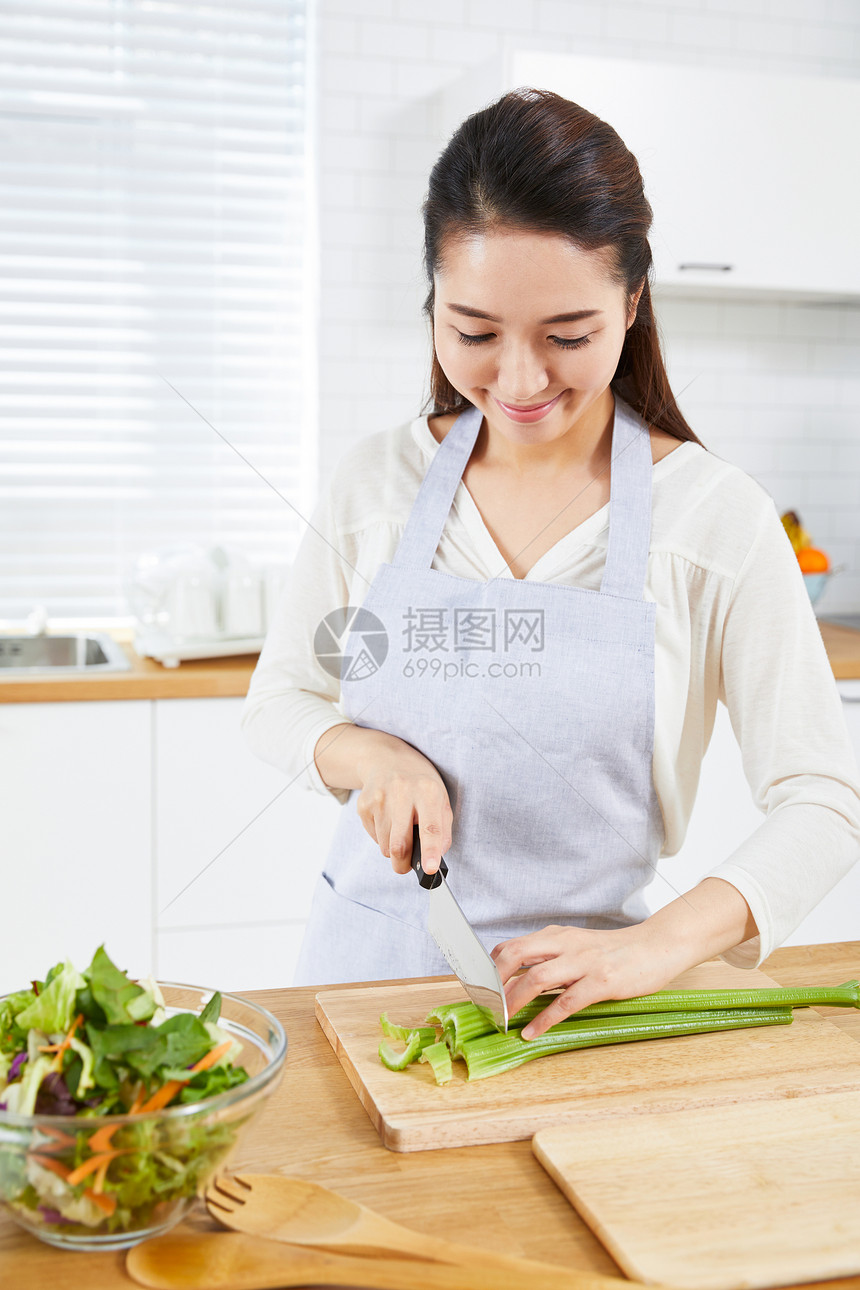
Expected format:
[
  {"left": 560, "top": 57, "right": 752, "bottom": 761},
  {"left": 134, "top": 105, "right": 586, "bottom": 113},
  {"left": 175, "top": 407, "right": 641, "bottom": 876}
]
[{"left": 411, "top": 825, "right": 509, "bottom": 1033}]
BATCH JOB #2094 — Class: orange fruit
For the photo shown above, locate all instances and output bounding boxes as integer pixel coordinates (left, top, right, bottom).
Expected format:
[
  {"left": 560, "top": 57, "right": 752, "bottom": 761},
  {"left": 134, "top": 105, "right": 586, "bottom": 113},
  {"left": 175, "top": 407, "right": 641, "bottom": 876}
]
[{"left": 797, "top": 547, "right": 829, "bottom": 573}]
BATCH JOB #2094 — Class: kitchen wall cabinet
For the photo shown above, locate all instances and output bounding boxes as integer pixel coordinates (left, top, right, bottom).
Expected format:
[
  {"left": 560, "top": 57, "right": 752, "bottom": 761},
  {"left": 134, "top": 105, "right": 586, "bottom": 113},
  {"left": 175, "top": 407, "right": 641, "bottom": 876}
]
[
  {"left": 436, "top": 52, "right": 860, "bottom": 301},
  {"left": 0, "top": 701, "right": 152, "bottom": 994},
  {"left": 644, "top": 685, "right": 860, "bottom": 946}
]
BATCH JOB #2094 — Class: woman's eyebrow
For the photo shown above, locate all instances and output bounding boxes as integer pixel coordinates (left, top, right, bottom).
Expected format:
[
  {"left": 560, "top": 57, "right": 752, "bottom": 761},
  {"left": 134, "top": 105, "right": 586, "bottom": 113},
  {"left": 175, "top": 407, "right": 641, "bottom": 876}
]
[{"left": 446, "top": 303, "right": 603, "bottom": 324}]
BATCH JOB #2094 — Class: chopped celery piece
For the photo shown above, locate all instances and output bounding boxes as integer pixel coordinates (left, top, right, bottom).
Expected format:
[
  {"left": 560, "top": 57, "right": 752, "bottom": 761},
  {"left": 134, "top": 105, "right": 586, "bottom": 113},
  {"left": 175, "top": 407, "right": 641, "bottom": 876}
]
[
  {"left": 378, "top": 1031, "right": 422, "bottom": 1071},
  {"left": 380, "top": 1012, "right": 437, "bottom": 1048},
  {"left": 419, "top": 1040, "right": 453, "bottom": 1086},
  {"left": 460, "top": 1007, "right": 793, "bottom": 1081}
]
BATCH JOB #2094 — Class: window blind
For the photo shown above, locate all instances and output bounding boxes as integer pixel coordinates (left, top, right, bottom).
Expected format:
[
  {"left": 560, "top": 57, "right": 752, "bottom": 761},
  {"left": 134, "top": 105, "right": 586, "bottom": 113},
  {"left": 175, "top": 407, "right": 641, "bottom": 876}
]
[{"left": 0, "top": 0, "right": 314, "bottom": 621}]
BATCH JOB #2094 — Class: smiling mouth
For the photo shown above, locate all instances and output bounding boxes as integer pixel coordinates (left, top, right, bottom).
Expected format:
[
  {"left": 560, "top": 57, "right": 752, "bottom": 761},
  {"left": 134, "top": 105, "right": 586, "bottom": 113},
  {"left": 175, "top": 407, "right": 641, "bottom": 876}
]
[
  {"left": 499, "top": 397, "right": 557, "bottom": 411},
  {"left": 493, "top": 394, "right": 563, "bottom": 420}
]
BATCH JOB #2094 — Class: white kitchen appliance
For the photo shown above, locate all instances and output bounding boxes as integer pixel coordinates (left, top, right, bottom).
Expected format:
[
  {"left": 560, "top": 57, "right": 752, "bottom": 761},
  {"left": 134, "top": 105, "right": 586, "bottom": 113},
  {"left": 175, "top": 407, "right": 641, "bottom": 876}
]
[{"left": 128, "top": 545, "right": 287, "bottom": 667}]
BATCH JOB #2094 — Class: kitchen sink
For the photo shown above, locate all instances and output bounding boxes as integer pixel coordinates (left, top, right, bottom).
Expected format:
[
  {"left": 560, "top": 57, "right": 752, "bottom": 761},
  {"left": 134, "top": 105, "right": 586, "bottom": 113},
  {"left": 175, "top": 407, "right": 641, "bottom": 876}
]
[{"left": 0, "top": 633, "right": 132, "bottom": 674}]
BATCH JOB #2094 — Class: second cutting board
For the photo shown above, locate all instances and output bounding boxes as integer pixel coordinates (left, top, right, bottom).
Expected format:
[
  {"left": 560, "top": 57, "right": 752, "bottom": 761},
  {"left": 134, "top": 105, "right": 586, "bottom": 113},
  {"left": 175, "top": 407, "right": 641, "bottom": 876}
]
[
  {"left": 532, "top": 1089, "right": 860, "bottom": 1290},
  {"left": 315, "top": 960, "right": 860, "bottom": 1152}
]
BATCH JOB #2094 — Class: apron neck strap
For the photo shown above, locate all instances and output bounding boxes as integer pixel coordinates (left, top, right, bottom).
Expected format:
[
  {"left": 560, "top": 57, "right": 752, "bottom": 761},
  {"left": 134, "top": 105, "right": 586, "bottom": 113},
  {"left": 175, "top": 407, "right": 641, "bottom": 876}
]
[
  {"left": 599, "top": 398, "right": 653, "bottom": 600},
  {"left": 392, "top": 398, "right": 653, "bottom": 601},
  {"left": 392, "top": 405, "right": 483, "bottom": 570}
]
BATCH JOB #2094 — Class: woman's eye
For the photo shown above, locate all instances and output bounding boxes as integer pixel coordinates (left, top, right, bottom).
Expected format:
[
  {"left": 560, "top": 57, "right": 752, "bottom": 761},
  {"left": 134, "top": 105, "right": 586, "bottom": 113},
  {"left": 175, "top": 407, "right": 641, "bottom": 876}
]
[
  {"left": 455, "top": 331, "right": 592, "bottom": 350},
  {"left": 550, "top": 334, "right": 591, "bottom": 350}
]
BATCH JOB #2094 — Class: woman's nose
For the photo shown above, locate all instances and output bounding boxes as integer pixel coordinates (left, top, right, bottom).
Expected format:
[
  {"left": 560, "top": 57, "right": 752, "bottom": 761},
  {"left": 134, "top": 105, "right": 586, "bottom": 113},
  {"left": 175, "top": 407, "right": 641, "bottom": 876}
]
[{"left": 494, "top": 344, "right": 550, "bottom": 402}]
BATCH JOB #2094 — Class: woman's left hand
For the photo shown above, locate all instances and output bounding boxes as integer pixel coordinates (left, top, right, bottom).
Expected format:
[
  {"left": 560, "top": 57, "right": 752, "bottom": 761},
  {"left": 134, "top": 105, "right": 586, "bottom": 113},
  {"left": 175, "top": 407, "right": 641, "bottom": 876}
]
[
  {"left": 491, "top": 922, "right": 684, "bottom": 1039},
  {"left": 491, "top": 879, "right": 759, "bottom": 1040}
]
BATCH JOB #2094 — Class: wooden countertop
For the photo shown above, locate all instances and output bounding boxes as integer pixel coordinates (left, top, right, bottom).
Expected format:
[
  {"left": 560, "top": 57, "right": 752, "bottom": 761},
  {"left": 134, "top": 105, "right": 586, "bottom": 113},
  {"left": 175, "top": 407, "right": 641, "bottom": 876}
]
[
  {"left": 4, "top": 940, "right": 860, "bottom": 1289},
  {"left": 0, "top": 635, "right": 258, "bottom": 703},
  {"left": 820, "top": 619, "right": 860, "bottom": 679},
  {"left": 1, "top": 619, "right": 859, "bottom": 703}
]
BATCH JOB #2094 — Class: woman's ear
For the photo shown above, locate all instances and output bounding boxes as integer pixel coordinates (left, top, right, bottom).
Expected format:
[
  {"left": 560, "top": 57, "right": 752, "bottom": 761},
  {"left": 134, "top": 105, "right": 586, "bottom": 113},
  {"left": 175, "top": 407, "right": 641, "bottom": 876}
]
[{"left": 626, "top": 280, "right": 645, "bottom": 330}]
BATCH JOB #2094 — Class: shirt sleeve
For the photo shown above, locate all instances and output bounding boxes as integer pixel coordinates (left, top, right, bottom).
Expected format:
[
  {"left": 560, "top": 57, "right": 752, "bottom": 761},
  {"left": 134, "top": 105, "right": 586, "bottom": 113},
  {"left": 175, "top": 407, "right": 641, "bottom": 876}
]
[
  {"left": 240, "top": 484, "right": 358, "bottom": 806},
  {"left": 707, "top": 498, "right": 860, "bottom": 967}
]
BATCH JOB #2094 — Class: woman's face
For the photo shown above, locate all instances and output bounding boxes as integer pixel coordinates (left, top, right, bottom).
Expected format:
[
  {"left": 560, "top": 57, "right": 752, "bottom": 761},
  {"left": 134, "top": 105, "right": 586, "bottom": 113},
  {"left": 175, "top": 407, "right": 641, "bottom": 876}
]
[{"left": 433, "top": 226, "right": 642, "bottom": 445}]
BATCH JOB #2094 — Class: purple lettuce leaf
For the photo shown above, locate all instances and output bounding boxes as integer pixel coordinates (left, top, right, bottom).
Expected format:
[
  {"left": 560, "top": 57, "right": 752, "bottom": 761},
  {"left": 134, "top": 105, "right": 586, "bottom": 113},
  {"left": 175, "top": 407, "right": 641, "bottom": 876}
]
[
  {"left": 38, "top": 1206, "right": 69, "bottom": 1225},
  {"left": 8, "top": 1051, "right": 27, "bottom": 1081},
  {"left": 33, "top": 1071, "right": 78, "bottom": 1116}
]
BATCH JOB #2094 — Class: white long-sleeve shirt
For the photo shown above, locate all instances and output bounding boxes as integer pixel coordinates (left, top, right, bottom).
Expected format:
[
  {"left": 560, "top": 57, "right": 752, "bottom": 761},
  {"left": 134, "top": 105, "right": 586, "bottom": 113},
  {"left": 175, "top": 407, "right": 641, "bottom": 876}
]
[{"left": 242, "top": 413, "right": 860, "bottom": 967}]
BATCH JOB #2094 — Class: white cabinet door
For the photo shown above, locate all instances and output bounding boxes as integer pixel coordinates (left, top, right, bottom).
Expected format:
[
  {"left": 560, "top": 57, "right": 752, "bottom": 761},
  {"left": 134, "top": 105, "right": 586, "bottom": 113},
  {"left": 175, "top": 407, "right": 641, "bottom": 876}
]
[
  {"left": 0, "top": 701, "right": 152, "bottom": 993},
  {"left": 438, "top": 53, "right": 860, "bottom": 299},
  {"left": 154, "top": 698, "right": 339, "bottom": 990},
  {"left": 645, "top": 689, "right": 860, "bottom": 948}
]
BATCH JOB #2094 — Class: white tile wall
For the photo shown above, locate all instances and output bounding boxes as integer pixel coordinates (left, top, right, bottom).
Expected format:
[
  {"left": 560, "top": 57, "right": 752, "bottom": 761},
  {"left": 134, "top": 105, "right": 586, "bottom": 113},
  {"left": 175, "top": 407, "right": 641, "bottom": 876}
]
[{"left": 315, "top": 0, "right": 860, "bottom": 613}]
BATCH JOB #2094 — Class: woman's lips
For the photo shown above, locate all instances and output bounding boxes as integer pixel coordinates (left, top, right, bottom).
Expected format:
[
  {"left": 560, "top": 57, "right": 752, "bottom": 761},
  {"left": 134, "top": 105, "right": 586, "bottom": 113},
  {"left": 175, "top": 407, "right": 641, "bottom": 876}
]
[{"left": 492, "top": 393, "right": 562, "bottom": 423}]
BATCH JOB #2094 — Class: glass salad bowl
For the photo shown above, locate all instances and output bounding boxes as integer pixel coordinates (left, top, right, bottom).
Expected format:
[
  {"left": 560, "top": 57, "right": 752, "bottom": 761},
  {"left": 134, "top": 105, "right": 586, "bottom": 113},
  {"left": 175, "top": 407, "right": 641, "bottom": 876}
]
[{"left": 0, "top": 983, "right": 287, "bottom": 1251}]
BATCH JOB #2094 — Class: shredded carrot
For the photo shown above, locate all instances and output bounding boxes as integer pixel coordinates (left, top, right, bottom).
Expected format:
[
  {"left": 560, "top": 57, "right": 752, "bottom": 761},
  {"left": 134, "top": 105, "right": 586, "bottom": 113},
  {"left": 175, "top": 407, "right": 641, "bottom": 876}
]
[
  {"left": 134, "top": 1079, "right": 184, "bottom": 1115},
  {"left": 37, "top": 1126, "right": 76, "bottom": 1149},
  {"left": 87, "top": 1123, "right": 118, "bottom": 1154},
  {"left": 29, "top": 1153, "right": 71, "bottom": 1180},
  {"left": 37, "top": 1013, "right": 84, "bottom": 1071},
  {"left": 31, "top": 1152, "right": 118, "bottom": 1220},
  {"left": 128, "top": 1086, "right": 147, "bottom": 1115},
  {"left": 91, "top": 1156, "right": 111, "bottom": 1195},
  {"left": 192, "top": 1039, "right": 234, "bottom": 1072},
  {"left": 136, "top": 1039, "right": 233, "bottom": 1115},
  {"left": 85, "top": 1187, "right": 116, "bottom": 1216},
  {"left": 66, "top": 1149, "right": 129, "bottom": 1187}
]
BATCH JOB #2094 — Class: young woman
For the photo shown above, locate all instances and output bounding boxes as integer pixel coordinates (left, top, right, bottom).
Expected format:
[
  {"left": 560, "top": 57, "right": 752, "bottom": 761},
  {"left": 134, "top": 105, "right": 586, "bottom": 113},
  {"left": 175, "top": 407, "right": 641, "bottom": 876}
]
[{"left": 243, "top": 89, "right": 860, "bottom": 1037}]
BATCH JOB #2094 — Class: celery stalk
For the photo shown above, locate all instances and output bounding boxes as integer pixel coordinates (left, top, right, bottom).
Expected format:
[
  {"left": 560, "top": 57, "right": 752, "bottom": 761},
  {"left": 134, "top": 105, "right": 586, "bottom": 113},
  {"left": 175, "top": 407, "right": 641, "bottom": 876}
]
[
  {"left": 510, "top": 980, "right": 860, "bottom": 1026},
  {"left": 460, "top": 1007, "right": 793, "bottom": 1081}
]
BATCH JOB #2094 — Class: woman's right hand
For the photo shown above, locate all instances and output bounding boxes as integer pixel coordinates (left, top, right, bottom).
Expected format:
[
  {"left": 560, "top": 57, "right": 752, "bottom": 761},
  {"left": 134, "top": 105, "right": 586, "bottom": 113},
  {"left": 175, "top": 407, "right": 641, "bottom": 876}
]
[{"left": 354, "top": 734, "right": 453, "bottom": 876}]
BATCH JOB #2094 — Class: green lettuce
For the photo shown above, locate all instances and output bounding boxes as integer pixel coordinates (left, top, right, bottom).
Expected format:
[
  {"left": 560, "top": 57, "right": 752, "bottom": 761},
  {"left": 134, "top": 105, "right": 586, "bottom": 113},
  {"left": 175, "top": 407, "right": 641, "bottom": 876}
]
[
  {"left": 66, "top": 1036, "right": 95, "bottom": 1096},
  {"left": 6, "top": 1054, "right": 53, "bottom": 1116},
  {"left": 15, "top": 963, "right": 85, "bottom": 1035},
  {"left": 83, "top": 946, "right": 154, "bottom": 1025}
]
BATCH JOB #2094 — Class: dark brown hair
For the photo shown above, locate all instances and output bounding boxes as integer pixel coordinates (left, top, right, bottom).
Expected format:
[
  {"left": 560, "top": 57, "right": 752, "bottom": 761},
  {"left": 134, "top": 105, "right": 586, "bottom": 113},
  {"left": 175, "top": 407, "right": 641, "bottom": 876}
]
[{"left": 421, "top": 87, "right": 703, "bottom": 446}]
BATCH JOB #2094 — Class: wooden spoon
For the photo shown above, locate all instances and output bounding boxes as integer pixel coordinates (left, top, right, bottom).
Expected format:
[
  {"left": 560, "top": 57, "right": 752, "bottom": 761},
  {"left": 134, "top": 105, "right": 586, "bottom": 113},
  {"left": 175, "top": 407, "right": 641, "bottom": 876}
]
[
  {"left": 201, "top": 1173, "right": 630, "bottom": 1288},
  {"left": 127, "top": 1228, "right": 636, "bottom": 1290}
]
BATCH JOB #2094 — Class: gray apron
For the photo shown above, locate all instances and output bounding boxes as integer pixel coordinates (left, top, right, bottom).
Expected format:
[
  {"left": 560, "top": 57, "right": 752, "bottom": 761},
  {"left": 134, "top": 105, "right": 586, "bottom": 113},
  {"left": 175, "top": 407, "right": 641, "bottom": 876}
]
[{"left": 294, "top": 395, "right": 665, "bottom": 986}]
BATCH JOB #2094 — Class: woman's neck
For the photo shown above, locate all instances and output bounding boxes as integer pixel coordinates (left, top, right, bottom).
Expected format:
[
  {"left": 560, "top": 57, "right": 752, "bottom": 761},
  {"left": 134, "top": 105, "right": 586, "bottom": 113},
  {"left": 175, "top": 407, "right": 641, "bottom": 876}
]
[{"left": 476, "top": 387, "right": 615, "bottom": 479}]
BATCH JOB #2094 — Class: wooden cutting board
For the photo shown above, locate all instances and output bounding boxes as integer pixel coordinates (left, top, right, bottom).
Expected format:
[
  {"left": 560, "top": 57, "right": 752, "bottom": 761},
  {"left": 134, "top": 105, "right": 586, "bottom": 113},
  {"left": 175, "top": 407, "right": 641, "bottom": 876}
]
[
  {"left": 532, "top": 1089, "right": 860, "bottom": 1290},
  {"left": 315, "top": 960, "right": 860, "bottom": 1152}
]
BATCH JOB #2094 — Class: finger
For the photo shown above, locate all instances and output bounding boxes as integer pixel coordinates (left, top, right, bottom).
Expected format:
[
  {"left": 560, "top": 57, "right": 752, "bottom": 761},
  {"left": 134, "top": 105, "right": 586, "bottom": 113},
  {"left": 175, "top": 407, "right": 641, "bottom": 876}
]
[
  {"left": 520, "top": 986, "right": 584, "bottom": 1040},
  {"left": 492, "top": 927, "right": 567, "bottom": 985},
  {"left": 521, "top": 978, "right": 606, "bottom": 1040},
  {"left": 504, "top": 960, "right": 572, "bottom": 1020},
  {"left": 388, "top": 822, "right": 414, "bottom": 876},
  {"left": 359, "top": 814, "right": 379, "bottom": 845},
  {"left": 417, "top": 820, "right": 448, "bottom": 876},
  {"left": 370, "top": 807, "right": 392, "bottom": 861}
]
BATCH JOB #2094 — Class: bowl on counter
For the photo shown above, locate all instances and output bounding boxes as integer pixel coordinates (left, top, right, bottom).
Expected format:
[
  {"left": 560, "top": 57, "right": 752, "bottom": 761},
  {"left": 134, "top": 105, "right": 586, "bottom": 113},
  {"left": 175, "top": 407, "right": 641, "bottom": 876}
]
[
  {"left": 804, "top": 573, "right": 829, "bottom": 605},
  {"left": 803, "top": 570, "right": 845, "bottom": 607},
  {"left": 0, "top": 984, "right": 286, "bottom": 1251}
]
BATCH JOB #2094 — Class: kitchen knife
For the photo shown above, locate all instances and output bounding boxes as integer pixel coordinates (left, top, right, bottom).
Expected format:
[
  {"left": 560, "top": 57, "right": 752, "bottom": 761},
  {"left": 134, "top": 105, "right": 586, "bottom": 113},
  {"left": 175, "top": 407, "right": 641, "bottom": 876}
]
[{"left": 411, "top": 825, "right": 509, "bottom": 1033}]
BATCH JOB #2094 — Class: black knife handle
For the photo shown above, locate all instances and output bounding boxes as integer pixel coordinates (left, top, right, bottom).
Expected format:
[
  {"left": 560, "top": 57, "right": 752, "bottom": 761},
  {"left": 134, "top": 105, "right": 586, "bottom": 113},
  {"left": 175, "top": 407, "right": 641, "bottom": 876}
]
[{"left": 411, "top": 823, "right": 448, "bottom": 889}]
